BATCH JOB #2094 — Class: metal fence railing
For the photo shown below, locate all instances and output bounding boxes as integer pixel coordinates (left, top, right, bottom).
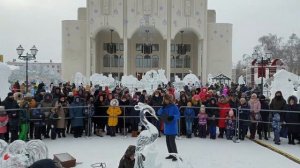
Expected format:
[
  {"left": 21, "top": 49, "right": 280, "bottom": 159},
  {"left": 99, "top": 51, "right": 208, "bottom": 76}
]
[{"left": 1, "top": 105, "right": 300, "bottom": 142}]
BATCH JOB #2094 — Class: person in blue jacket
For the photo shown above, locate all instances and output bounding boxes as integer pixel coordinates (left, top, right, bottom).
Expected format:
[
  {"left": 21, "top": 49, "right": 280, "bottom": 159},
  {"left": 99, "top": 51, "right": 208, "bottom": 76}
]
[
  {"left": 69, "top": 96, "right": 85, "bottom": 138},
  {"left": 157, "top": 94, "right": 180, "bottom": 161}
]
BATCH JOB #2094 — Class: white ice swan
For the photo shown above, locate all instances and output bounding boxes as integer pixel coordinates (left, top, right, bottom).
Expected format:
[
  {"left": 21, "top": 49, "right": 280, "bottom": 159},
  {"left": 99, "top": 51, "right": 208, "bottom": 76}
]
[{"left": 134, "top": 102, "right": 159, "bottom": 168}]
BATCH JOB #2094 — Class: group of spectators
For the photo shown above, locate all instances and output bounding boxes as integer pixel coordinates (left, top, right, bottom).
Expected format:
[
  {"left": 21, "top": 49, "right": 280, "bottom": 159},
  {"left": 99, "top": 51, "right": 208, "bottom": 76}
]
[{"left": 0, "top": 81, "right": 299, "bottom": 146}]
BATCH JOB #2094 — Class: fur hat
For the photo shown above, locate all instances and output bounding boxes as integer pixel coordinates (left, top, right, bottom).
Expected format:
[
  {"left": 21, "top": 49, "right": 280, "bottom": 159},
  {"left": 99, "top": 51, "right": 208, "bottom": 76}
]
[{"left": 110, "top": 99, "right": 119, "bottom": 106}]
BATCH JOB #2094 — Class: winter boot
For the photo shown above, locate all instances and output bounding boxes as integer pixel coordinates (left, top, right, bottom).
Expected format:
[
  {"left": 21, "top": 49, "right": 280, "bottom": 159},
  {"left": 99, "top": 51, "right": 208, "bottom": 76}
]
[
  {"left": 131, "top": 131, "right": 138, "bottom": 137},
  {"left": 264, "top": 132, "right": 268, "bottom": 140},
  {"left": 258, "top": 133, "right": 262, "bottom": 140},
  {"left": 97, "top": 129, "right": 103, "bottom": 137}
]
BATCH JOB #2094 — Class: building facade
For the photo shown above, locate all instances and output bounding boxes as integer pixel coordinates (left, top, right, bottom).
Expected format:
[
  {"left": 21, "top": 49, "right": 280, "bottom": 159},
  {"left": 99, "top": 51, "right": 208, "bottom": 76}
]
[{"left": 62, "top": 0, "right": 232, "bottom": 83}]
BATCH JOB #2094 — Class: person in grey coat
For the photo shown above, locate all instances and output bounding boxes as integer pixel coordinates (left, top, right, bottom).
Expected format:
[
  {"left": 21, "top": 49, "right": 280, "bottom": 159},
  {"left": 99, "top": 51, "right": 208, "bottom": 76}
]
[{"left": 69, "top": 97, "right": 85, "bottom": 138}]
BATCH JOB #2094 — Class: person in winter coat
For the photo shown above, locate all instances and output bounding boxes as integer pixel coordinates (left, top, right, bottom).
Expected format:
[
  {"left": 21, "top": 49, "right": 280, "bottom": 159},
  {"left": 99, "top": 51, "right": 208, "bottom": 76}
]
[
  {"left": 257, "top": 95, "right": 270, "bottom": 140},
  {"left": 53, "top": 95, "right": 68, "bottom": 138},
  {"left": 157, "top": 94, "right": 180, "bottom": 161},
  {"left": 0, "top": 106, "right": 9, "bottom": 140},
  {"left": 129, "top": 95, "right": 140, "bottom": 137},
  {"left": 118, "top": 145, "right": 136, "bottom": 168},
  {"left": 198, "top": 105, "right": 208, "bottom": 138},
  {"left": 225, "top": 109, "right": 236, "bottom": 140},
  {"left": 272, "top": 112, "right": 281, "bottom": 145},
  {"left": 248, "top": 93, "right": 261, "bottom": 139},
  {"left": 178, "top": 94, "right": 188, "bottom": 136},
  {"left": 284, "top": 96, "right": 300, "bottom": 145},
  {"left": 149, "top": 91, "right": 163, "bottom": 137},
  {"left": 107, "top": 99, "right": 122, "bottom": 136},
  {"left": 69, "top": 96, "right": 85, "bottom": 138},
  {"left": 2, "top": 92, "right": 20, "bottom": 142},
  {"left": 184, "top": 102, "right": 195, "bottom": 138},
  {"left": 31, "top": 103, "right": 45, "bottom": 139},
  {"left": 217, "top": 95, "right": 230, "bottom": 138},
  {"left": 238, "top": 98, "right": 250, "bottom": 140},
  {"left": 40, "top": 93, "right": 53, "bottom": 138},
  {"left": 85, "top": 96, "right": 95, "bottom": 137},
  {"left": 93, "top": 94, "right": 108, "bottom": 137},
  {"left": 206, "top": 97, "right": 219, "bottom": 139},
  {"left": 270, "top": 91, "right": 286, "bottom": 121}
]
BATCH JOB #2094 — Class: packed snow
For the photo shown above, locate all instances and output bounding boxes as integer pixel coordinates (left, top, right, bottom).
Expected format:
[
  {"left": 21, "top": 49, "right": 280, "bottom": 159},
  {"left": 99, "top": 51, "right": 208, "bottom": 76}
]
[{"left": 43, "top": 136, "right": 299, "bottom": 168}]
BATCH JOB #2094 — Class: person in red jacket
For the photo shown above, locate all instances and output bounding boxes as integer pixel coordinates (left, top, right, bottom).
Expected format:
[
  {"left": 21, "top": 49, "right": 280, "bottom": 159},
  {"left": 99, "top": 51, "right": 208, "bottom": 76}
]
[
  {"left": 0, "top": 106, "right": 9, "bottom": 140},
  {"left": 217, "top": 95, "right": 230, "bottom": 138}
]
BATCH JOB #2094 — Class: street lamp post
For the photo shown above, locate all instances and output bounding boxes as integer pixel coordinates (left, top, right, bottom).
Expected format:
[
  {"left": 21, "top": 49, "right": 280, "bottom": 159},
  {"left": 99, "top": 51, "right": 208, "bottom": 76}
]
[
  {"left": 252, "top": 49, "right": 272, "bottom": 95},
  {"left": 16, "top": 45, "right": 38, "bottom": 93}
]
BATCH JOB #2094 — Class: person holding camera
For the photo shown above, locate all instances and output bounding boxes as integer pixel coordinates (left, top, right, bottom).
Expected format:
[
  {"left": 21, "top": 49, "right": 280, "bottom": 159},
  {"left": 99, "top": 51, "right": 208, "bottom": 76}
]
[{"left": 157, "top": 94, "right": 180, "bottom": 162}]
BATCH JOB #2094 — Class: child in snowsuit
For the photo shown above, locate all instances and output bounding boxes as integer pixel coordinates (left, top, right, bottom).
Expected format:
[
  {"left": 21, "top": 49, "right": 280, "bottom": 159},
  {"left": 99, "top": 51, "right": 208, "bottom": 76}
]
[
  {"left": 225, "top": 109, "right": 236, "bottom": 140},
  {"left": 0, "top": 106, "right": 9, "bottom": 140},
  {"left": 272, "top": 112, "right": 281, "bottom": 145},
  {"left": 184, "top": 102, "right": 195, "bottom": 138},
  {"left": 31, "top": 103, "right": 46, "bottom": 140},
  {"left": 107, "top": 99, "right": 122, "bottom": 136},
  {"left": 198, "top": 105, "right": 208, "bottom": 138}
]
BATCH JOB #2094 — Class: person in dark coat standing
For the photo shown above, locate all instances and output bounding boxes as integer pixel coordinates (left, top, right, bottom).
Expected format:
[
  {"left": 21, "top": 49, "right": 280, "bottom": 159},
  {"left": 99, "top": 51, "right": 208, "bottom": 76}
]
[
  {"left": 2, "top": 92, "right": 20, "bottom": 142},
  {"left": 157, "top": 94, "right": 180, "bottom": 161},
  {"left": 118, "top": 145, "right": 136, "bottom": 168},
  {"left": 206, "top": 97, "right": 219, "bottom": 139},
  {"left": 238, "top": 98, "right": 250, "bottom": 140},
  {"left": 93, "top": 94, "right": 107, "bottom": 136},
  {"left": 69, "top": 96, "right": 85, "bottom": 138},
  {"left": 284, "top": 96, "right": 300, "bottom": 145},
  {"left": 257, "top": 95, "right": 270, "bottom": 140},
  {"left": 270, "top": 91, "right": 286, "bottom": 121}
]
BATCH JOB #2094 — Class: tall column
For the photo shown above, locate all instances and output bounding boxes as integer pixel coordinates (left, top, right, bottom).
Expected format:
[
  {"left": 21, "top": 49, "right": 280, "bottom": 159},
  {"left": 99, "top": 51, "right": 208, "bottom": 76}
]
[
  {"left": 123, "top": 0, "right": 128, "bottom": 75},
  {"left": 201, "top": 0, "right": 208, "bottom": 84},
  {"left": 91, "top": 38, "right": 96, "bottom": 74},
  {"left": 197, "top": 40, "right": 202, "bottom": 79},
  {"left": 86, "top": 0, "right": 91, "bottom": 82},
  {"left": 166, "top": 0, "right": 172, "bottom": 80}
]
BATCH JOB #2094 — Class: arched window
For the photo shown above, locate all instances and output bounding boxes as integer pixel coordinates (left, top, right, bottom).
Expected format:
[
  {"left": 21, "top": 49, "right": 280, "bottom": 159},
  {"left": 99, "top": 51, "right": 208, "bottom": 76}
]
[
  {"left": 184, "top": 55, "right": 191, "bottom": 68},
  {"left": 171, "top": 55, "right": 176, "bottom": 68},
  {"left": 119, "top": 55, "right": 124, "bottom": 67},
  {"left": 144, "top": 55, "right": 151, "bottom": 68},
  {"left": 136, "top": 55, "right": 143, "bottom": 68},
  {"left": 176, "top": 55, "right": 184, "bottom": 68},
  {"left": 112, "top": 55, "right": 119, "bottom": 67},
  {"left": 103, "top": 54, "right": 110, "bottom": 67},
  {"left": 152, "top": 55, "right": 159, "bottom": 68}
]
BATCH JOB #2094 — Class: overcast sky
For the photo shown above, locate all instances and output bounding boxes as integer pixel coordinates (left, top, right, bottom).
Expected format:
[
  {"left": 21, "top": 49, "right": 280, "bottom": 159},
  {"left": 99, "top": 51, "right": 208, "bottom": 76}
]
[{"left": 1, "top": 0, "right": 300, "bottom": 64}]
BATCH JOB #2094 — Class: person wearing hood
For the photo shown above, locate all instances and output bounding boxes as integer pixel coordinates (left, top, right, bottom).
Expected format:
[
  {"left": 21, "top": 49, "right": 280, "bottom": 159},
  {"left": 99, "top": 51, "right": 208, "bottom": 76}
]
[
  {"left": 257, "top": 95, "right": 270, "bottom": 140},
  {"left": 53, "top": 95, "right": 68, "bottom": 138},
  {"left": 2, "top": 92, "right": 20, "bottom": 142},
  {"left": 238, "top": 98, "right": 250, "bottom": 140},
  {"left": 206, "top": 97, "right": 219, "bottom": 139},
  {"left": 0, "top": 106, "right": 9, "bottom": 140},
  {"left": 41, "top": 93, "right": 54, "bottom": 138},
  {"left": 118, "top": 145, "right": 136, "bottom": 168},
  {"left": 217, "top": 95, "right": 230, "bottom": 138},
  {"left": 270, "top": 91, "right": 286, "bottom": 120},
  {"left": 284, "top": 96, "right": 300, "bottom": 145},
  {"left": 69, "top": 96, "right": 85, "bottom": 138},
  {"left": 150, "top": 90, "right": 163, "bottom": 137},
  {"left": 248, "top": 93, "right": 261, "bottom": 140},
  {"left": 31, "top": 103, "right": 45, "bottom": 140}
]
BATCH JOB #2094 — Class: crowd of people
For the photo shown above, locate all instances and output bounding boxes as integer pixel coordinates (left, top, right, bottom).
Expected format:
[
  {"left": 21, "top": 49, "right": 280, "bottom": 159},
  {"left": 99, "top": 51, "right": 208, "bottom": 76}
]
[{"left": 0, "top": 81, "right": 300, "bottom": 147}]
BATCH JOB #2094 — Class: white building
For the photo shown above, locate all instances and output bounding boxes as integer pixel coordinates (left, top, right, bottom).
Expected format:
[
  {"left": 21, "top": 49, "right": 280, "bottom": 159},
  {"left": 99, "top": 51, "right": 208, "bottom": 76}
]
[{"left": 62, "top": 0, "right": 232, "bottom": 83}]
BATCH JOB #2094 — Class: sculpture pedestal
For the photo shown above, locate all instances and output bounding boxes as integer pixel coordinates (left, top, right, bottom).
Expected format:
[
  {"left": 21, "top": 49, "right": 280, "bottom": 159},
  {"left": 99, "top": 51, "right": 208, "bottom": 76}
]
[{"left": 54, "top": 153, "right": 76, "bottom": 168}]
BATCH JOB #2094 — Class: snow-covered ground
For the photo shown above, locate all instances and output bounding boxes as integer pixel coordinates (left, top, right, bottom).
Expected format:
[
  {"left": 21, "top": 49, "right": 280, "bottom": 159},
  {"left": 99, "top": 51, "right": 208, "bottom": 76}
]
[
  {"left": 43, "top": 135, "right": 300, "bottom": 168},
  {"left": 260, "top": 135, "right": 300, "bottom": 159}
]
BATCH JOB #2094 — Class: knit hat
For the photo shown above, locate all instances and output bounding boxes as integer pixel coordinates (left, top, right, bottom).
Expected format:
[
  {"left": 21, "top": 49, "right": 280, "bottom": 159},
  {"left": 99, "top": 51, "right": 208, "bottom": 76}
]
[{"left": 7, "top": 92, "right": 13, "bottom": 97}]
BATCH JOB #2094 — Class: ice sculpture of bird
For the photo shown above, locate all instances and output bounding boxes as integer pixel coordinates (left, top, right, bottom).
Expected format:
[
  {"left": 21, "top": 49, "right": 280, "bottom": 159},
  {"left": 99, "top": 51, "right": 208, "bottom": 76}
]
[
  {"left": 134, "top": 102, "right": 159, "bottom": 168},
  {"left": 0, "top": 139, "right": 48, "bottom": 167}
]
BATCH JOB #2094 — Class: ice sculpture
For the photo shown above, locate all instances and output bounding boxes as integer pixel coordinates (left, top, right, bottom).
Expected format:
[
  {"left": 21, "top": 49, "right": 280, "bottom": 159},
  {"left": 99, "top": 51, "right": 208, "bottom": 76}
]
[
  {"left": 134, "top": 102, "right": 159, "bottom": 168},
  {"left": 0, "top": 139, "right": 48, "bottom": 168},
  {"left": 74, "top": 72, "right": 87, "bottom": 88}
]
